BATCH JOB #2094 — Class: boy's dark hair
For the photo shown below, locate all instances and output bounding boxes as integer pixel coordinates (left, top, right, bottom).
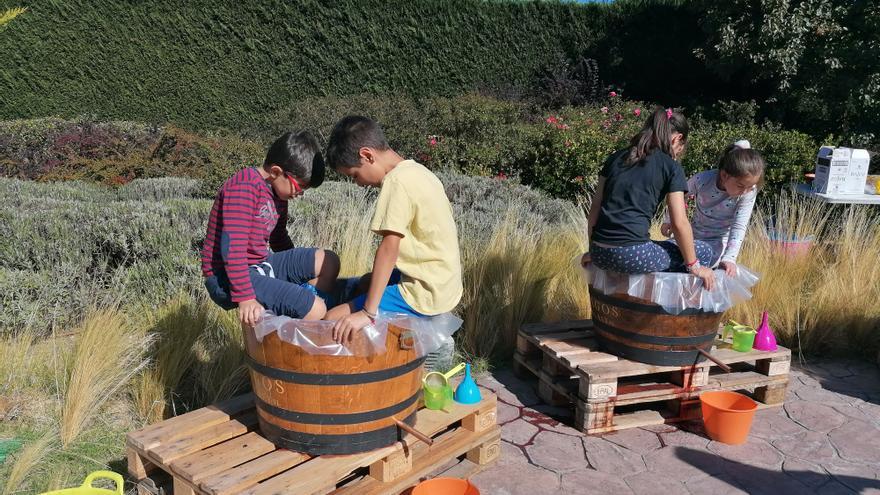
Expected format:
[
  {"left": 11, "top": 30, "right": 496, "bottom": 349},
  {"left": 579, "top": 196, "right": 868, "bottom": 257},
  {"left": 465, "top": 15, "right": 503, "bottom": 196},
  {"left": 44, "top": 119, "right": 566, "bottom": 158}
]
[
  {"left": 718, "top": 145, "right": 766, "bottom": 179},
  {"left": 264, "top": 131, "right": 325, "bottom": 188},
  {"left": 325, "top": 115, "right": 390, "bottom": 169},
  {"left": 625, "top": 107, "right": 689, "bottom": 166}
]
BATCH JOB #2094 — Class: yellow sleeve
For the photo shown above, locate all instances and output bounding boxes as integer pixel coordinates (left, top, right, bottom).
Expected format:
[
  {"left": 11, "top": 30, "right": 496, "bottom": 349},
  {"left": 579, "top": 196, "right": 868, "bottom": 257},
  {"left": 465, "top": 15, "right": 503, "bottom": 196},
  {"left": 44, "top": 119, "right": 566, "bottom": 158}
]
[{"left": 370, "top": 176, "right": 414, "bottom": 237}]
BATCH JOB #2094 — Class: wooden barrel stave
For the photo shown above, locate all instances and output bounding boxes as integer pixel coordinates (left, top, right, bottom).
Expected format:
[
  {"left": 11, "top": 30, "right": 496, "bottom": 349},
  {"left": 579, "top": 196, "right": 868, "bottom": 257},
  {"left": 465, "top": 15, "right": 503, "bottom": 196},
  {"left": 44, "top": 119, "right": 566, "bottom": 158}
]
[
  {"left": 589, "top": 287, "right": 724, "bottom": 366},
  {"left": 244, "top": 323, "right": 424, "bottom": 455}
]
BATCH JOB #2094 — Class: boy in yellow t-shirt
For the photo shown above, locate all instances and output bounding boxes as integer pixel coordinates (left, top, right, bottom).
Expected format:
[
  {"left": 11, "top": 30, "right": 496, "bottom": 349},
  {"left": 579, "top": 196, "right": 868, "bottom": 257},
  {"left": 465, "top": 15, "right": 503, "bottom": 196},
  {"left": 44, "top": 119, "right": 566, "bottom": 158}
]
[{"left": 324, "top": 115, "right": 463, "bottom": 343}]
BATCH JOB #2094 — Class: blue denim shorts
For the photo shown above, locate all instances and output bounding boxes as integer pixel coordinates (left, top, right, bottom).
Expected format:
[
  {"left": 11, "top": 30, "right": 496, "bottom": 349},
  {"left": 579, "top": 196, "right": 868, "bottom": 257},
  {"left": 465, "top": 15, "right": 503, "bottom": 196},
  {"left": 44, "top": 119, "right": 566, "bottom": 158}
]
[{"left": 204, "top": 247, "right": 321, "bottom": 318}]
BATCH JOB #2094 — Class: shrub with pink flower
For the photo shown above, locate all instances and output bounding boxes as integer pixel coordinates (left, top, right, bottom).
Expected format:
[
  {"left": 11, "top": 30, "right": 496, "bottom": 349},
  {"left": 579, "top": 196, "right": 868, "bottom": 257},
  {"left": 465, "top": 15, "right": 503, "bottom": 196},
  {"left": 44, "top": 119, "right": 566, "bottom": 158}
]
[
  {"left": 529, "top": 97, "right": 648, "bottom": 197},
  {"left": 633, "top": 108, "right": 641, "bottom": 117}
]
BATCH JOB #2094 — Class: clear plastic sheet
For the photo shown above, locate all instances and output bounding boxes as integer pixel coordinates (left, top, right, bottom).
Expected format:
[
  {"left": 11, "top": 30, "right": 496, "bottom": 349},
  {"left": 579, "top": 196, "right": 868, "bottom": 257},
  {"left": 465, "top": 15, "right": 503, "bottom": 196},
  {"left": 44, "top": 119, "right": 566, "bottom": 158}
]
[
  {"left": 582, "top": 264, "right": 760, "bottom": 315},
  {"left": 252, "top": 311, "right": 462, "bottom": 357}
]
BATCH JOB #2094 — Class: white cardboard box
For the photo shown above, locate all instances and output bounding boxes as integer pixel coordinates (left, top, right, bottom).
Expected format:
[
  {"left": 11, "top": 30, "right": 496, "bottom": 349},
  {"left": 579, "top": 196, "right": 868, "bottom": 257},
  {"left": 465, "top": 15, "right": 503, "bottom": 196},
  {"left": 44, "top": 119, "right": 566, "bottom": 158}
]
[{"left": 813, "top": 146, "right": 870, "bottom": 195}]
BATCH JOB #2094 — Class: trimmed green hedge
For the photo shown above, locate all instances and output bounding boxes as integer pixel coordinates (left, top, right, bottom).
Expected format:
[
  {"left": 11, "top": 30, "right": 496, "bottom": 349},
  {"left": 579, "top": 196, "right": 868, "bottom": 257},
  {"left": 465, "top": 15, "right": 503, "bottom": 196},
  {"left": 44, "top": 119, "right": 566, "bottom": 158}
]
[{"left": 0, "top": 0, "right": 613, "bottom": 129}]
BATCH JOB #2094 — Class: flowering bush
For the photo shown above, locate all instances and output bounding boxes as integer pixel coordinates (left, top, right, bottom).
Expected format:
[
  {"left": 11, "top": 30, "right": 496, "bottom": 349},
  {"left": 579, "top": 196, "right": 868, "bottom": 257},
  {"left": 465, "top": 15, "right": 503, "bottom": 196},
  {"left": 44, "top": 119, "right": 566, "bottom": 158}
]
[
  {"left": 1, "top": 95, "right": 820, "bottom": 201},
  {"left": 527, "top": 96, "right": 647, "bottom": 197},
  {"left": 0, "top": 118, "right": 262, "bottom": 196}
]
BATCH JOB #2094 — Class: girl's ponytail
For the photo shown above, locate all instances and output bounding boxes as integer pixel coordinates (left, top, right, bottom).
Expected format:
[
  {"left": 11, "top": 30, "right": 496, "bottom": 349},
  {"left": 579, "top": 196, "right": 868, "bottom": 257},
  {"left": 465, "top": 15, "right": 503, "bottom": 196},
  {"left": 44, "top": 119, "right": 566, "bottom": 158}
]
[{"left": 625, "top": 107, "right": 689, "bottom": 166}]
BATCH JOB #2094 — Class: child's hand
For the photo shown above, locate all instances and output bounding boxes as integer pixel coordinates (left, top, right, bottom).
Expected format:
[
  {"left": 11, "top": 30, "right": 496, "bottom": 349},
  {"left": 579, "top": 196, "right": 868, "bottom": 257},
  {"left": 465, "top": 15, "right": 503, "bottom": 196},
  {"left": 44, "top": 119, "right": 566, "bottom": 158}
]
[
  {"left": 581, "top": 252, "right": 592, "bottom": 266},
  {"left": 719, "top": 261, "right": 737, "bottom": 277},
  {"left": 238, "top": 299, "right": 264, "bottom": 328},
  {"left": 692, "top": 266, "right": 716, "bottom": 291},
  {"left": 332, "top": 310, "right": 373, "bottom": 344},
  {"left": 660, "top": 223, "right": 673, "bottom": 237}
]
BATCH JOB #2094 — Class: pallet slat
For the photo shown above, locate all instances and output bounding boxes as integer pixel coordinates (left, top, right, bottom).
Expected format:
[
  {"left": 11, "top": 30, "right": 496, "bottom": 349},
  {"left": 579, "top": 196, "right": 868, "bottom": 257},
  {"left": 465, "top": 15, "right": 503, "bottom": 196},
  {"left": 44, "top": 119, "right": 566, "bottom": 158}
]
[
  {"left": 170, "top": 431, "right": 275, "bottom": 484},
  {"left": 580, "top": 345, "right": 792, "bottom": 380},
  {"left": 200, "top": 450, "right": 310, "bottom": 495},
  {"left": 150, "top": 412, "right": 258, "bottom": 465},
  {"left": 127, "top": 394, "right": 255, "bottom": 452}
]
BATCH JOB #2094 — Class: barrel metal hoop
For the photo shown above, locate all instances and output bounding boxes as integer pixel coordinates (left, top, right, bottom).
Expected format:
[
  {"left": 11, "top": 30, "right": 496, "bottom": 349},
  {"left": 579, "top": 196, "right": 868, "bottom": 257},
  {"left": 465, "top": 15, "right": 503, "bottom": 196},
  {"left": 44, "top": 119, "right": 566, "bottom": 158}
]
[
  {"left": 589, "top": 289, "right": 706, "bottom": 316},
  {"left": 259, "top": 410, "right": 417, "bottom": 455},
  {"left": 254, "top": 390, "right": 420, "bottom": 425},
  {"left": 599, "top": 338, "right": 711, "bottom": 366},
  {"left": 245, "top": 354, "right": 425, "bottom": 385},
  {"left": 593, "top": 320, "right": 717, "bottom": 346}
]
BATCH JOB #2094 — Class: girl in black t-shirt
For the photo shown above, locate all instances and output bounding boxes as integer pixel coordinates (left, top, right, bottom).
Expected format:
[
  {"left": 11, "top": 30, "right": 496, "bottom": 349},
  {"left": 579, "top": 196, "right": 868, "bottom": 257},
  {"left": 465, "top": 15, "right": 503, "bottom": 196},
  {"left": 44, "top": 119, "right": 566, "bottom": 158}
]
[{"left": 581, "top": 108, "right": 717, "bottom": 290}]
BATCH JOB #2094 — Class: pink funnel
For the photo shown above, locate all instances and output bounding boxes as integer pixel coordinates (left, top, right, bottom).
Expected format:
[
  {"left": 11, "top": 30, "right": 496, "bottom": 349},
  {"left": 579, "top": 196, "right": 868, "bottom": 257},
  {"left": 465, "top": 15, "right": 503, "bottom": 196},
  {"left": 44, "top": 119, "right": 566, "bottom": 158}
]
[{"left": 753, "top": 311, "right": 777, "bottom": 351}]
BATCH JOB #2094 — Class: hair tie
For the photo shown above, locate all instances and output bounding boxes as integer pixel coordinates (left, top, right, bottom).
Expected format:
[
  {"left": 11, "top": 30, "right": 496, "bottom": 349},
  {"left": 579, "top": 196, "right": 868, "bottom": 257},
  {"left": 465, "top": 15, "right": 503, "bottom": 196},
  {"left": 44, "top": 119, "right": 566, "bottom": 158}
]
[
  {"left": 733, "top": 139, "right": 751, "bottom": 150},
  {"left": 665, "top": 108, "right": 673, "bottom": 120}
]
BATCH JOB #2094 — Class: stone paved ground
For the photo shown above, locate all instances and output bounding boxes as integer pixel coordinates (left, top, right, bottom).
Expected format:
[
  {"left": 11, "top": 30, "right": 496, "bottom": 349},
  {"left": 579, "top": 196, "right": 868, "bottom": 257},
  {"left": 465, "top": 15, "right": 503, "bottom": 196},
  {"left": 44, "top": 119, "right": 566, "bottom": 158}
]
[{"left": 468, "top": 359, "right": 880, "bottom": 495}]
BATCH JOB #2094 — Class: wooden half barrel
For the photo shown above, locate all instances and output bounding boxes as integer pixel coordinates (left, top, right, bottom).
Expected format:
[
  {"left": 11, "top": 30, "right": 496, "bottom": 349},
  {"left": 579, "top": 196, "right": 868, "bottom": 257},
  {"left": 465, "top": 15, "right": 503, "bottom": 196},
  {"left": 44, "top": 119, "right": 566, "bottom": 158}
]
[
  {"left": 589, "top": 287, "right": 724, "bottom": 366},
  {"left": 243, "top": 323, "right": 424, "bottom": 455}
]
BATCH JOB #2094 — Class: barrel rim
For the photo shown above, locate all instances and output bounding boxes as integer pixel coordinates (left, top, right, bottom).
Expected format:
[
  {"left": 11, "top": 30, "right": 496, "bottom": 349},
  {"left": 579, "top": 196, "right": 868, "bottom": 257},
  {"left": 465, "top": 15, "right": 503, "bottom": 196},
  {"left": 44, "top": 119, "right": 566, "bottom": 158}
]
[
  {"left": 245, "top": 354, "right": 427, "bottom": 385},
  {"left": 589, "top": 287, "right": 716, "bottom": 316}
]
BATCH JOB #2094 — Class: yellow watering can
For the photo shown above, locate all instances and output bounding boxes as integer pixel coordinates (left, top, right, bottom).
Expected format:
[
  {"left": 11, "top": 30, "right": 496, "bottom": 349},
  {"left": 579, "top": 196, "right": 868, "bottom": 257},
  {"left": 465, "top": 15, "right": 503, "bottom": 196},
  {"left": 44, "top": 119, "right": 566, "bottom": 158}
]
[{"left": 39, "top": 471, "right": 123, "bottom": 495}]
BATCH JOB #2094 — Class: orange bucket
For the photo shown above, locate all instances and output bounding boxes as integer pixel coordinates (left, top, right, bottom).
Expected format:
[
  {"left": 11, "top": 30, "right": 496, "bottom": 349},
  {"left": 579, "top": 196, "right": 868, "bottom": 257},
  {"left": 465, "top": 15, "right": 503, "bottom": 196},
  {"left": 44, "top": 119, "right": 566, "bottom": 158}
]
[
  {"left": 412, "top": 477, "right": 480, "bottom": 495},
  {"left": 700, "top": 391, "right": 758, "bottom": 445}
]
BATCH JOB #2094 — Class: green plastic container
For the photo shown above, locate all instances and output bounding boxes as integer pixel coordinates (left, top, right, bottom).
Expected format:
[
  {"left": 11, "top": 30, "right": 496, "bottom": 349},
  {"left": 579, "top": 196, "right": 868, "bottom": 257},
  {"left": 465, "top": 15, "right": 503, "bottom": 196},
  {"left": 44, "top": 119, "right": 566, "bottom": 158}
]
[
  {"left": 422, "top": 363, "right": 465, "bottom": 411},
  {"left": 732, "top": 327, "right": 757, "bottom": 352},
  {"left": 423, "top": 384, "right": 454, "bottom": 410},
  {"left": 723, "top": 320, "right": 757, "bottom": 352}
]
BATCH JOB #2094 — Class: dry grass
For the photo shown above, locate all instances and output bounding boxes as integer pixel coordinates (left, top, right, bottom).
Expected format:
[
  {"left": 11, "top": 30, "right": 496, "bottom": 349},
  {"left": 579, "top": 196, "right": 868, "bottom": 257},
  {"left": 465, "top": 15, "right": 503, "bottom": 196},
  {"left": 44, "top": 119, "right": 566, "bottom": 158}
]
[
  {"left": 191, "top": 305, "right": 249, "bottom": 405},
  {"left": 132, "top": 294, "right": 214, "bottom": 423},
  {"left": 457, "top": 204, "right": 589, "bottom": 358},
  {"left": 726, "top": 191, "right": 880, "bottom": 357},
  {"left": 288, "top": 183, "right": 376, "bottom": 277},
  {"left": 0, "top": 332, "right": 35, "bottom": 396},
  {"left": 59, "top": 310, "right": 153, "bottom": 447},
  {"left": 1, "top": 431, "right": 55, "bottom": 495}
]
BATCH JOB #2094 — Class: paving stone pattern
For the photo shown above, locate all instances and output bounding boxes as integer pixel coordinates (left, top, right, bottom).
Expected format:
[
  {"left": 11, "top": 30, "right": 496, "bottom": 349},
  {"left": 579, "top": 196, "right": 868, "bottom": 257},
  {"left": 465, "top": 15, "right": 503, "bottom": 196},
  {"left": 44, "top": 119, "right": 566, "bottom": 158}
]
[{"left": 468, "top": 359, "right": 880, "bottom": 494}]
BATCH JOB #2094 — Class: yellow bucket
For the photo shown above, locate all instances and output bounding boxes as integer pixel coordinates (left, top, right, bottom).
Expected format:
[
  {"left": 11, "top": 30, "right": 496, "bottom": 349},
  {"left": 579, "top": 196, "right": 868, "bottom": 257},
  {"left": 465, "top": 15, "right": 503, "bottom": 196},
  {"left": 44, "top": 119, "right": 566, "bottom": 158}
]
[{"left": 39, "top": 471, "right": 123, "bottom": 495}]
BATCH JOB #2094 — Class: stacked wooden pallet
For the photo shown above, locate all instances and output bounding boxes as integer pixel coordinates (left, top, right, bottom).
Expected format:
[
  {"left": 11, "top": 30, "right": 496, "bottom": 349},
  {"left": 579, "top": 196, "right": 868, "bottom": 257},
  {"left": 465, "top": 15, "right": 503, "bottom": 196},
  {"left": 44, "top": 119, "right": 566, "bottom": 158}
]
[
  {"left": 513, "top": 320, "right": 791, "bottom": 434},
  {"left": 127, "top": 392, "right": 500, "bottom": 495}
]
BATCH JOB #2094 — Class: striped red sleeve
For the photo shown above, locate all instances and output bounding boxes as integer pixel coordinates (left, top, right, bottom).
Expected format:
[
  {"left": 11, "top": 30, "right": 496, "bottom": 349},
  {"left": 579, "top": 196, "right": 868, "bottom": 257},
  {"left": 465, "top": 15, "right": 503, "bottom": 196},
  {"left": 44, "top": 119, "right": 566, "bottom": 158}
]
[
  {"left": 269, "top": 199, "right": 294, "bottom": 252},
  {"left": 221, "top": 181, "right": 259, "bottom": 302}
]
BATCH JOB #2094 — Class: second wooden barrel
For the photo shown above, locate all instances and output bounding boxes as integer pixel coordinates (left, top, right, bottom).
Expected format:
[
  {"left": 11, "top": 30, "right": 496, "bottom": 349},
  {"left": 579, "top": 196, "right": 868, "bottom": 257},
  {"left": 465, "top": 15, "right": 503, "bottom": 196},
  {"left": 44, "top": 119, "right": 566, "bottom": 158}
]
[
  {"left": 243, "top": 322, "right": 424, "bottom": 455},
  {"left": 589, "top": 287, "right": 724, "bottom": 366}
]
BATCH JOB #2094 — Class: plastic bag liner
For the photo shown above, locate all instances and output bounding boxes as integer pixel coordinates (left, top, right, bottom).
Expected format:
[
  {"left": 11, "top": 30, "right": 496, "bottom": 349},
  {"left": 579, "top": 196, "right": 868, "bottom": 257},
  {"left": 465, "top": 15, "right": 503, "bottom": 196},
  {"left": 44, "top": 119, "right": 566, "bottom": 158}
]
[
  {"left": 582, "top": 264, "right": 760, "bottom": 315},
  {"left": 252, "top": 311, "right": 462, "bottom": 358}
]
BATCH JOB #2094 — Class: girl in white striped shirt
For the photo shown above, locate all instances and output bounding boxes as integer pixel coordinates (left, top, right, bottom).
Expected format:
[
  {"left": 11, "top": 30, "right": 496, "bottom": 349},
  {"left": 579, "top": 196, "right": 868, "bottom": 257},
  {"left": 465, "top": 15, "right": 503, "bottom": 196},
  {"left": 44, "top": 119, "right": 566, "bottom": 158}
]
[{"left": 661, "top": 140, "right": 765, "bottom": 276}]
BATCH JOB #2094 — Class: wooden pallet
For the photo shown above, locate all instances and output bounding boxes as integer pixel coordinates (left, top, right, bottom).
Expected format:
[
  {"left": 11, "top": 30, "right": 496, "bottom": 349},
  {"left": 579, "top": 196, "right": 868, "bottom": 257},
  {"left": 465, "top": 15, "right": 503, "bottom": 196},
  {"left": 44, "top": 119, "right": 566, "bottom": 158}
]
[
  {"left": 514, "top": 319, "right": 791, "bottom": 434},
  {"left": 127, "top": 392, "right": 500, "bottom": 495}
]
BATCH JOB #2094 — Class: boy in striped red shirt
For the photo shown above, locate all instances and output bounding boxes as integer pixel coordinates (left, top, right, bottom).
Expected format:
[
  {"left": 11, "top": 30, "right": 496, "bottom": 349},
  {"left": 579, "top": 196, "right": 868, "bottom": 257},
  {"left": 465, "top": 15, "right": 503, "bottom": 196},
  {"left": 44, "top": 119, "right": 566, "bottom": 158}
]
[{"left": 201, "top": 131, "right": 340, "bottom": 327}]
